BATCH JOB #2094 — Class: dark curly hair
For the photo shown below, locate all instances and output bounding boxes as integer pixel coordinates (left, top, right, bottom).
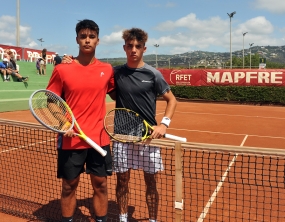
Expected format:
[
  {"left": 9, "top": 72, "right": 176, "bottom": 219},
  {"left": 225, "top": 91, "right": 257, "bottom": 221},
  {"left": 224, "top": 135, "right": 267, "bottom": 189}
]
[{"left": 122, "top": 28, "right": 148, "bottom": 45}]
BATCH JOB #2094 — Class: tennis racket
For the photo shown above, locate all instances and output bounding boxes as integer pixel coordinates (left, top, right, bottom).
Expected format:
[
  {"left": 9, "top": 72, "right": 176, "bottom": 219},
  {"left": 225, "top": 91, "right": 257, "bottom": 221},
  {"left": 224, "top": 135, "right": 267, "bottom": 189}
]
[
  {"left": 104, "top": 108, "right": 187, "bottom": 143},
  {"left": 29, "top": 89, "right": 107, "bottom": 157}
]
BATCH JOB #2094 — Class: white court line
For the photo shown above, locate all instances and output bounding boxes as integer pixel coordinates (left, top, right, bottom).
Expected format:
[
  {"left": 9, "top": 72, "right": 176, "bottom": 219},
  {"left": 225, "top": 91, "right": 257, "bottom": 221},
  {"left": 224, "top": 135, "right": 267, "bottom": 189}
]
[
  {"left": 0, "top": 128, "right": 55, "bottom": 153},
  {"left": 0, "top": 98, "right": 29, "bottom": 102},
  {"left": 157, "top": 111, "right": 285, "bottom": 139},
  {"left": 167, "top": 127, "right": 285, "bottom": 140},
  {"left": 239, "top": 135, "right": 248, "bottom": 147},
  {"left": 0, "top": 90, "right": 36, "bottom": 92},
  {"left": 157, "top": 111, "right": 285, "bottom": 120},
  {"left": 197, "top": 135, "right": 248, "bottom": 222},
  {"left": 0, "top": 139, "right": 55, "bottom": 153}
]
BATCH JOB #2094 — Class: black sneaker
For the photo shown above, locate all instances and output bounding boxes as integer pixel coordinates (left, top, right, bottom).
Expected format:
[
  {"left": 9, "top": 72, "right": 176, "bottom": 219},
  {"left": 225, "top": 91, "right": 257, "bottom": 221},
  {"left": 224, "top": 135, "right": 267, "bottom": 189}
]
[
  {"left": 22, "top": 77, "right": 29, "bottom": 82},
  {"left": 6, "top": 77, "right": 10, "bottom": 81}
]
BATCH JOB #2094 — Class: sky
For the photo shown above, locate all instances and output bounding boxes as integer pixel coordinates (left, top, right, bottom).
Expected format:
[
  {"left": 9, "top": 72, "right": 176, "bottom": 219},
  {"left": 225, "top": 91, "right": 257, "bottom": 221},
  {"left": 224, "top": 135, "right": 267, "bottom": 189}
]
[{"left": 1, "top": 0, "right": 285, "bottom": 58}]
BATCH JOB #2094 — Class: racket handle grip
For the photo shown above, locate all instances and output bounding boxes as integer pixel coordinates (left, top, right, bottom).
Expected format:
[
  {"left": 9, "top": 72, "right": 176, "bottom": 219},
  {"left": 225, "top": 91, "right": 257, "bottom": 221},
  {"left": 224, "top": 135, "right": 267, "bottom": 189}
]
[
  {"left": 164, "top": 134, "right": 187, "bottom": 142},
  {"left": 85, "top": 137, "right": 107, "bottom": 157}
]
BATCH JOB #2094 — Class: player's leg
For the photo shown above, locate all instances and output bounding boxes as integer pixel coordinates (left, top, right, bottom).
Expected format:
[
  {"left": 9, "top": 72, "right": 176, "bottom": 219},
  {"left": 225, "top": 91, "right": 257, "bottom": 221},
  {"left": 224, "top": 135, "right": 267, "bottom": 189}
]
[
  {"left": 87, "top": 145, "right": 112, "bottom": 222},
  {"left": 90, "top": 174, "right": 108, "bottom": 221},
  {"left": 141, "top": 145, "right": 164, "bottom": 222},
  {"left": 61, "top": 177, "right": 80, "bottom": 220},
  {"left": 144, "top": 172, "right": 159, "bottom": 221},
  {"left": 113, "top": 142, "right": 133, "bottom": 222},
  {"left": 116, "top": 170, "right": 131, "bottom": 222},
  {"left": 57, "top": 148, "right": 86, "bottom": 222}
]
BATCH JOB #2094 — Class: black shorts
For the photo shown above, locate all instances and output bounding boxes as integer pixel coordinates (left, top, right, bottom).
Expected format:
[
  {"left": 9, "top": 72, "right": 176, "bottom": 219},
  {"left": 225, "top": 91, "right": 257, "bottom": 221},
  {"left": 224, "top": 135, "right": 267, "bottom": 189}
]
[{"left": 57, "top": 145, "right": 113, "bottom": 180}]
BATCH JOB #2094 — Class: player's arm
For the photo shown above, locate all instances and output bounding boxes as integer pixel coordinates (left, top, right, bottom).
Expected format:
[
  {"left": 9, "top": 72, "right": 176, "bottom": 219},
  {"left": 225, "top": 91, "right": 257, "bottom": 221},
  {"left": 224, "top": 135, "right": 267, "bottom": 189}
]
[
  {"left": 108, "top": 90, "right": 116, "bottom": 100},
  {"left": 151, "top": 90, "right": 177, "bottom": 139},
  {"left": 161, "top": 89, "right": 177, "bottom": 120}
]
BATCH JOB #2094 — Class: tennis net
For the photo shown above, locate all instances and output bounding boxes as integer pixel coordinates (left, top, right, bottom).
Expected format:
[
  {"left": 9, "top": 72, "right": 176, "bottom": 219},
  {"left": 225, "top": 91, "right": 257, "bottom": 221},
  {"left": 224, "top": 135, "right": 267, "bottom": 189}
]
[{"left": 1, "top": 119, "right": 285, "bottom": 222}]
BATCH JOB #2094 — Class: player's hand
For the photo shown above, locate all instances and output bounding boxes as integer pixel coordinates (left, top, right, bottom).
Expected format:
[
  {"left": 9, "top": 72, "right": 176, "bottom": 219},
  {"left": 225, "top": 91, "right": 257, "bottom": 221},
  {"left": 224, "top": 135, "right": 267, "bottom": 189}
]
[
  {"left": 64, "top": 129, "right": 75, "bottom": 137},
  {"left": 61, "top": 122, "right": 74, "bottom": 137},
  {"left": 62, "top": 55, "right": 73, "bottom": 63},
  {"left": 151, "top": 124, "right": 167, "bottom": 139}
]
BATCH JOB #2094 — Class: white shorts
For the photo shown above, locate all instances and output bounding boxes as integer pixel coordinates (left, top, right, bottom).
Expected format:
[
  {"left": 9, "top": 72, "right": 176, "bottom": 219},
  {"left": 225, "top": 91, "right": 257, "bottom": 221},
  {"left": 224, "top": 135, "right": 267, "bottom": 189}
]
[{"left": 113, "top": 142, "right": 164, "bottom": 174}]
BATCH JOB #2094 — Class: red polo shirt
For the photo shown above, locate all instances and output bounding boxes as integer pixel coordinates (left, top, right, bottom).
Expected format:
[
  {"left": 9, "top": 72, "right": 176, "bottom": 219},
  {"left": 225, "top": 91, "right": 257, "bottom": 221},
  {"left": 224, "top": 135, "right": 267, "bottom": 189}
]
[{"left": 46, "top": 59, "right": 115, "bottom": 149}]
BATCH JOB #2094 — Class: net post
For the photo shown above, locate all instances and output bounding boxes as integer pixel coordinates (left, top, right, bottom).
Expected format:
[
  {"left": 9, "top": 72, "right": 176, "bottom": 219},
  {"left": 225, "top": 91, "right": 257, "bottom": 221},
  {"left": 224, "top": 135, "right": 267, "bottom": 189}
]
[{"left": 175, "top": 141, "right": 183, "bottom": 222}]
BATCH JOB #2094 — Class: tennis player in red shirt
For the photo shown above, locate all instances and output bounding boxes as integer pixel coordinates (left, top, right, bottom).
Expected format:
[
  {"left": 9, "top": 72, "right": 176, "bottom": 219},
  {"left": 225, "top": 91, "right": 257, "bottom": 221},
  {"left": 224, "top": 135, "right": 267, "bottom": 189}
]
[{"left": 46, "top": 19, "right": 115, "bottom": 222}]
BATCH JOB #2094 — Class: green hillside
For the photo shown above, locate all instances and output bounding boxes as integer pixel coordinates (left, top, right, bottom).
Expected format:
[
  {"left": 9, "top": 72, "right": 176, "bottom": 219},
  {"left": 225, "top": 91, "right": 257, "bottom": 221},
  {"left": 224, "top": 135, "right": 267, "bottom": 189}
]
[{"left": 0, "top": 61, "right": 112, "bottom": 112}]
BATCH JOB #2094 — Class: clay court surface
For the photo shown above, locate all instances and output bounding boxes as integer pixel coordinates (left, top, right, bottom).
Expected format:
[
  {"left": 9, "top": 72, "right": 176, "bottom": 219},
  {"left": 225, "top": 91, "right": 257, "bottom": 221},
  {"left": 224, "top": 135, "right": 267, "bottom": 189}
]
[
  {"left": 1, "top": 100, "right": 285, "bottom": 221},
  {"left": 1, "top": 100, "right": 285, "bottom": 149}
]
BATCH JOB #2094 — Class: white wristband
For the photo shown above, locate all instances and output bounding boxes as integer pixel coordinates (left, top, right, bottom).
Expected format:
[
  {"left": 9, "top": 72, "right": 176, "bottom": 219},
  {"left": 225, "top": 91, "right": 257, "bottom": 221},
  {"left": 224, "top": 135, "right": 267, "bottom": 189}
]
[{"left": 161, "top": 117, "right": 171, "bottom": 127}]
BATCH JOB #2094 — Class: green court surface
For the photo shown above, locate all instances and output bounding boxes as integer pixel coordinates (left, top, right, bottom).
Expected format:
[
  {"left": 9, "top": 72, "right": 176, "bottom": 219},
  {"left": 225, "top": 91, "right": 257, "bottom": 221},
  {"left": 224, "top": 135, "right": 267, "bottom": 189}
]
[{"left": 0, "top": 61, "right": 113, "bottom": 112}]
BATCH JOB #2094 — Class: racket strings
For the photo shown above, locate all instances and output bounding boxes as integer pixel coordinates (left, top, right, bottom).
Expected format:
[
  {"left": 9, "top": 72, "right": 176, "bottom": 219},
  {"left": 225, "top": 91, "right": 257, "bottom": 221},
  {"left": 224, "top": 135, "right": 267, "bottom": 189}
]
[
  {"left": 106, "top": 110, "right": 146, "bottom": 142},
  {"left": 31, "top": 92, "right": 73, "bottom": 132}
]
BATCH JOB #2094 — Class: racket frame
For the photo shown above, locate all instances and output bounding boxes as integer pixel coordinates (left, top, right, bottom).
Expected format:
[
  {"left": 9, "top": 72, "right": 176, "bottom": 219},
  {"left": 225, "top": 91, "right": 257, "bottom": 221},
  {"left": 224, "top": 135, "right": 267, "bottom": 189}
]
[
  {"left": 29, "top": 89, "right": 107, "bottom": 157},
  {"left": 104, "top": 108, "right": 187, "bottom": 143},
  {"left": 29, "top": 89, "right": 75, "bottom": 133},
  {"left": 104, "top": 108, "right": 148, "bottom": 143}
]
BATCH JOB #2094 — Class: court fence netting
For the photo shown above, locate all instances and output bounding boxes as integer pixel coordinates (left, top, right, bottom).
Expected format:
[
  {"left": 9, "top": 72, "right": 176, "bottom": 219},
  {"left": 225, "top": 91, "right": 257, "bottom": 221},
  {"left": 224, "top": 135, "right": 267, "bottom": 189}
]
[{"left": 1, "top": 119, "right": 285, "bottom": 222}]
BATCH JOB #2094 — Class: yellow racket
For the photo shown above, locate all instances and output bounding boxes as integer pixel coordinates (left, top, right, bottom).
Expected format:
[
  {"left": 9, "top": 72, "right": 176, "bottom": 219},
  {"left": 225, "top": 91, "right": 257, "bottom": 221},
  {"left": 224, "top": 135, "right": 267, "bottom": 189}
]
[
  {"left": 104, "top": 108, "right": 187, "bottom": 143},
  {"left": 29, "top": 89, "right": 107, "bottom": 156}
]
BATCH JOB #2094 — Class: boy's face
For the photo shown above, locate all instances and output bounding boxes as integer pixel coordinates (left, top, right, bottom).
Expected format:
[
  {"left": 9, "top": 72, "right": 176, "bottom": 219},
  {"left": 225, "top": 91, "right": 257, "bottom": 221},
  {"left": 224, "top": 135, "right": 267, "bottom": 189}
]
[
  {"left": 123, "top": 39, "right": 146, "bottom": 62},
  {"left": 76, "top": 28, "right": 99, "bottom": 54},
  {"left": 7, "top": 52, "right": 13, "bottom": 58},
  {"left": 4, "top": 54, "right": 11, "bottom": 60}
]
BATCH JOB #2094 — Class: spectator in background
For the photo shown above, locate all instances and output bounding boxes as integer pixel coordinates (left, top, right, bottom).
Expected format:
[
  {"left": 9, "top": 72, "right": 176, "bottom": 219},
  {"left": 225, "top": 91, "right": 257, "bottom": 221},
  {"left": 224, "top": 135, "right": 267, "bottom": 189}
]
[
  {"left": 4, "top": 49, "right": 10, "bottom": 55},
  {"left": 0, "top": 60, "right": 8, "bottom": 82},
  {"left": 7, "top": 50, "right": 20, "bottom": 73},
  {"left": 53, "top": 52, "right": 62, "bottom": 66},
  {"left": 39, "top": 57, "right": 45, "bottom": 75},
  {"left": 3, "top": 58, "right": 29, "bottom": 82},
  {"left": 40, "top": 48, "right": 47, "bottom": 75},
  {"left": 36, "top": 58, "right": 41, "bottom": 74}
]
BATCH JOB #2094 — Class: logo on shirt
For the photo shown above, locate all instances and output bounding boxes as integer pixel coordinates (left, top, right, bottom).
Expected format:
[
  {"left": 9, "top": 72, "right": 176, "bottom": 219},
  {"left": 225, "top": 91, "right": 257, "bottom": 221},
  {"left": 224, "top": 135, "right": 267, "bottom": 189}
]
[
  {"left": 142, "top": 80, "right": 152, "bottom": 83},
  {"left": 101, "top": 72, "right": 104, "bottom": 77}
]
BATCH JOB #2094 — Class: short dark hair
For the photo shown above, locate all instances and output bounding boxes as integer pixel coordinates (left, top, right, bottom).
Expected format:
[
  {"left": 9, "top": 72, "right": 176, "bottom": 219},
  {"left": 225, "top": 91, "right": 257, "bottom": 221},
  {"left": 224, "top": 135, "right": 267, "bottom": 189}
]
[
  {"left": 122, "top": 28, "right": 148, "bottom": 44},
  {"left": 76, "top": 19, "right": 99, "bottom": 36}
]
